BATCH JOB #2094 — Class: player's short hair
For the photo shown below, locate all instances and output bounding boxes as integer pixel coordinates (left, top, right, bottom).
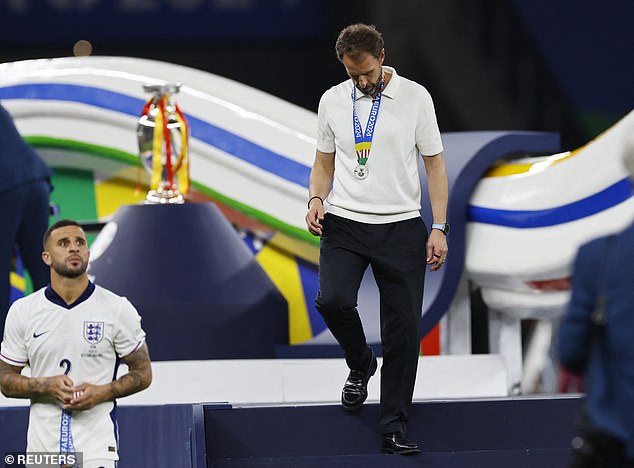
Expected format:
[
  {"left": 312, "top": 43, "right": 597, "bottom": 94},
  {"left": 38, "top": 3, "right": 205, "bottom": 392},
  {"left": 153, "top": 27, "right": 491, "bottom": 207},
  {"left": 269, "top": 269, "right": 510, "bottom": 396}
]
[
  {"left": 335, "top": 23, "right": 384, "bottom": 62},
  {"left": 43, "top": 219, "right": 82, "bottom": 249}
]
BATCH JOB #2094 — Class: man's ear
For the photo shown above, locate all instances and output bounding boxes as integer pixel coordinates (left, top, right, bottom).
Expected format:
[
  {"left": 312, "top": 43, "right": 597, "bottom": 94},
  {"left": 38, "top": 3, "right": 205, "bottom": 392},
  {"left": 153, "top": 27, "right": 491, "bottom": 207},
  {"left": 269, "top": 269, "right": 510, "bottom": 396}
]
[{"left": 41, "top": 251, "right": 51, "bottom": 266}]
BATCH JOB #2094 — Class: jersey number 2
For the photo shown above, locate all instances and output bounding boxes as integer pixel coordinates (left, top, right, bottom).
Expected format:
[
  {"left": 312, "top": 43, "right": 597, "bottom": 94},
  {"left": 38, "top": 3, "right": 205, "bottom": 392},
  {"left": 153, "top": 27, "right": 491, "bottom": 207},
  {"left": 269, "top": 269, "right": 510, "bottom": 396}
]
[{"left": 59, "top": 358, "right": 72, "bottom": 375}]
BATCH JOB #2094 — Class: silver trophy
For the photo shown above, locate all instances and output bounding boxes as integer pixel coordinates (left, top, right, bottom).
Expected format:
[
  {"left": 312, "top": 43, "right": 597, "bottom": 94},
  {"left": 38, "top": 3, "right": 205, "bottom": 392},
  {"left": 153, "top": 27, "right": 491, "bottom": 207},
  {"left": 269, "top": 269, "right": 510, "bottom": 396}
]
[{"left": 137, "top": 83, "right": 189, "bottom": 204}]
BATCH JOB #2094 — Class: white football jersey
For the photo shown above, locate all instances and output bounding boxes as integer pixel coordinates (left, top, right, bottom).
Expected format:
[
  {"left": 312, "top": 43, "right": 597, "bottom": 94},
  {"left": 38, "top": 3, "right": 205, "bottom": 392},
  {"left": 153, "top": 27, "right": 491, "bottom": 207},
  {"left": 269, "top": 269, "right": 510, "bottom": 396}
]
[{"left": 0, "top": 282, "right": 146, "bottom": 462}]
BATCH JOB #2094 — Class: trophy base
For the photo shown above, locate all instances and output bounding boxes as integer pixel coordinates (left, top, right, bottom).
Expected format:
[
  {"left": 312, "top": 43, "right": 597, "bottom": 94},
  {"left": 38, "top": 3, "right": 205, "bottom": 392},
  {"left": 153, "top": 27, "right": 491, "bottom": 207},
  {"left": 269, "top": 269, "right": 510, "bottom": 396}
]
[{"left": 144, "top": 189, "right": 185, "bottom": 205}]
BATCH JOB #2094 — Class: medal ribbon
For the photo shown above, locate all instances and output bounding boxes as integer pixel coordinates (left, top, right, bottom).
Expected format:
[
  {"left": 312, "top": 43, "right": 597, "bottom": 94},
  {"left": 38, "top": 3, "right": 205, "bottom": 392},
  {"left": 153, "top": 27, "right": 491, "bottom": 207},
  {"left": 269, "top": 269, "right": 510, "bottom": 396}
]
[
  {"left": 351, "top": 78, "right": 384, "bottom": 167},
  {"left": 60, "top": 409, "right": 78, "bottom": 466}
]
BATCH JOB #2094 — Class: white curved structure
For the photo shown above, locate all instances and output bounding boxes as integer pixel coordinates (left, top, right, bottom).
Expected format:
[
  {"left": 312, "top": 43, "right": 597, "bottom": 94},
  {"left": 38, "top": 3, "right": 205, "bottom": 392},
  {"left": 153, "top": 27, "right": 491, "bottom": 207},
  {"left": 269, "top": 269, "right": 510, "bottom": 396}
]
[
  {"left": 0, "top": 56, "right": 316, "bottom": 241},
  {"left": 2, "top": 57, "right": 633, "bottom": 369},
  {"left": 466, "top": 109, "right": 634, "bottom": 319}
]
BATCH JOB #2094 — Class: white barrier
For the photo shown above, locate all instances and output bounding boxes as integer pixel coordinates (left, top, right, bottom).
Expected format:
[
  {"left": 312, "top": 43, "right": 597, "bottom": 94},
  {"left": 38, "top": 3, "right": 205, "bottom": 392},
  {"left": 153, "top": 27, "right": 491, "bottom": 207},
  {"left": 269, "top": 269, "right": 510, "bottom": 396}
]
[{"left": 0, "top": 354, "right": 507, "bottom": 407}]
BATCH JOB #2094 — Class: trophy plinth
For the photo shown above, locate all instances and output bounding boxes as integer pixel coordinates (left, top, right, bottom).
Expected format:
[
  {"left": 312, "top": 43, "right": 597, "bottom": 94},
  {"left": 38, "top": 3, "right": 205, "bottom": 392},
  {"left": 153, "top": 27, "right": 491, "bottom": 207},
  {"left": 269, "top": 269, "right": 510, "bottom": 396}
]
[{"left": 145, "top": 184, "right": 185, "bottom": 205}]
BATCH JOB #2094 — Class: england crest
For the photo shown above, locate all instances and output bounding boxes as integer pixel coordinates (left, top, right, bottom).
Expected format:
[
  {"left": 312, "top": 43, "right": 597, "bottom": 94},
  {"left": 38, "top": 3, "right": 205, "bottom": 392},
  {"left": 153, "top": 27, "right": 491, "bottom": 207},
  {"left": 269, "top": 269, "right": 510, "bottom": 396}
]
[{"left": 84, "top": 321, "right": 104, "bottom": 344}]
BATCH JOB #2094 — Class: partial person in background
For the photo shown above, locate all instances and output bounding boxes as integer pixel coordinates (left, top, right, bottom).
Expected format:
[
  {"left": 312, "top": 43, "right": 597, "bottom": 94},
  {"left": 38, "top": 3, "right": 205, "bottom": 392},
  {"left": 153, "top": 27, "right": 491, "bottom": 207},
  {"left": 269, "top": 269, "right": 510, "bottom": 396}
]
[
  {"left": 0, "top": 102, "right": 53, "bottom": 335},
  {"left": 305, "top": 23, "right": 449, "bottom": 455},
  {"left": 0, "top": 219, "right": 152, "bottom": 468},
  {"left": 558, "top": 135, "right": 634, "bottom": 468}
]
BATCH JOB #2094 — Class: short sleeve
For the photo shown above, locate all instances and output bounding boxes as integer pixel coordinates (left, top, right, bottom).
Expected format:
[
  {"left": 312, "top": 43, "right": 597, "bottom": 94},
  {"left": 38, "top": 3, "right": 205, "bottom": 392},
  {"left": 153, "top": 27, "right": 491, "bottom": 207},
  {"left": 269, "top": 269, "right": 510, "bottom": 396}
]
[
  {"left": 113, "top": 298, "right": 146, "bottom": 358},
  {"left": 415, "top": 88, "right": 443, "bottom": 157},
  {"left": 316, "top": 92, "right": 336, "bottom": 154},
  {"left": 0, "top": 301, "right": 29, "bottom": 366}
]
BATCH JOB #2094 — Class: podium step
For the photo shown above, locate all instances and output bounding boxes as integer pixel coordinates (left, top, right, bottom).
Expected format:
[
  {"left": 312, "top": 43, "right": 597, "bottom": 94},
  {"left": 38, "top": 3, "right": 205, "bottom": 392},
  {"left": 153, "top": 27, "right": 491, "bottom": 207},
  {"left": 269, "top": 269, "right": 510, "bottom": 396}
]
[
  {"left": 0, "top": 397, "right": 583, "bottom": 467},
  {"left": 205, "top": 396, "right": 582, "bottom": 468},
  {"left": 210, "top": 449, "right": 571, "bottom": 467}
]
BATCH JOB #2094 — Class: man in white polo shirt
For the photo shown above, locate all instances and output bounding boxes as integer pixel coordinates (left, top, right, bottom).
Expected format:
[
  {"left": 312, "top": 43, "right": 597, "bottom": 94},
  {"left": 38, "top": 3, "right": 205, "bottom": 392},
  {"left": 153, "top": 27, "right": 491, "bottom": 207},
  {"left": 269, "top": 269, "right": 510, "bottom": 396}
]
[
  {"left": 305, "top": 23, "right": 449, "bottom": 455},
  {"left": 0, "top": 219, "right": 152, "bottom": 468}
]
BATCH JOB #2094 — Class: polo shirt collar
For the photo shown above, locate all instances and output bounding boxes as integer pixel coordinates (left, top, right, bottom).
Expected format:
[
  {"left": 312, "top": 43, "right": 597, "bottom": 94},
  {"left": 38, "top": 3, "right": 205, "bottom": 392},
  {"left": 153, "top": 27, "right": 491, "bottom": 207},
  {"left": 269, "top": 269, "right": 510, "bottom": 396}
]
[
  {"left": 352, "top": 65, "right": 400, "bottom": 100},
  {"left": 380, "top": 66, "right": 399, "bottom": 99}
]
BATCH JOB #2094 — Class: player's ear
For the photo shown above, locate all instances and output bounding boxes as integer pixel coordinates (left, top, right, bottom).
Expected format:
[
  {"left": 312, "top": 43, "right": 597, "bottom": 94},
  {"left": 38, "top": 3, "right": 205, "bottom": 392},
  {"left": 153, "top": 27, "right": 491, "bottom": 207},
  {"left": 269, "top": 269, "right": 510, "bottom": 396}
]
[{"left": 41, "top": 251, "right": 51, "bottom": 266}]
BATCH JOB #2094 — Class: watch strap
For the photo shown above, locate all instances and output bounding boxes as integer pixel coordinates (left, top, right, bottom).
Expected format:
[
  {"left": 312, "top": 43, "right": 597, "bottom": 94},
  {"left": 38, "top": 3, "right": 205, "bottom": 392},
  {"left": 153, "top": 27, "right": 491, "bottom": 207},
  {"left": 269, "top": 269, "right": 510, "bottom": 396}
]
[{"left": 431, "top": 223, "right": 450, "bottom": 235}]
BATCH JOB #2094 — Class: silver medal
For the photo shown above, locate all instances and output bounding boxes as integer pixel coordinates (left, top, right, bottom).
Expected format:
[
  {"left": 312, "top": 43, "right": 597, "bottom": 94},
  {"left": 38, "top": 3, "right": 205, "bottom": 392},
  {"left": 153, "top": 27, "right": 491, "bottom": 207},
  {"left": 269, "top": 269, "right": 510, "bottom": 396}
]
[{"left": 353, "top": 164, "right": 368, "bottom": 179}]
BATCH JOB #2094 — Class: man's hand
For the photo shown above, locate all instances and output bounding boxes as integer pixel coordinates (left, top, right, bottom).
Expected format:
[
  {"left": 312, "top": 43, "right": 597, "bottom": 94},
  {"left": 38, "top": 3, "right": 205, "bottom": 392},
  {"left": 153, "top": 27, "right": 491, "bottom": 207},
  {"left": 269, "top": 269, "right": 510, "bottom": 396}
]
[
  {"left": 63, "top": 383, "right": 110, "bottom": 411},
  {"left": 306, "top": 150, "right": 334, "bottom": 236},
  {"left": 0, "top": 360, "right": 77, "bottom": 404},
  {"left": 305, "top": 199, "right": 325, "bottom": 236},
  {"left": 42, "top": 374, "right": 75, "bottom": 405},
  {"left": 426, "top": 229, "right": 448, "bottom": 272}
]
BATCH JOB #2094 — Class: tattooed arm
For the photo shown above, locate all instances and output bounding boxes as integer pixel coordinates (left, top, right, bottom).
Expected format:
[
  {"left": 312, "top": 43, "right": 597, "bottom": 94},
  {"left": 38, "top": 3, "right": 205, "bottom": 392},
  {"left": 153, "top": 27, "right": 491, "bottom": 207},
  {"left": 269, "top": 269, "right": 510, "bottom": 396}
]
[
  {"left": 0, "top": 360, "right": 74, "bottom": 404},
  {"left": 63, "top": 343, "right": 152, "bottom": 411},
  {"left": 111, "top": 342, "right": 152, "bottom": 398}
]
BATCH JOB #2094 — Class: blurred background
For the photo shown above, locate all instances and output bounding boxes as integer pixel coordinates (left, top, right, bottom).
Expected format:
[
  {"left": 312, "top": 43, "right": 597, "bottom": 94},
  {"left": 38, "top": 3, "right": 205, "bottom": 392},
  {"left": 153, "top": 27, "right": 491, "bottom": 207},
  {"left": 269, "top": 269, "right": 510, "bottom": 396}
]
[{"left": 1, "top": 0, "right": 632, "bottom": 151}]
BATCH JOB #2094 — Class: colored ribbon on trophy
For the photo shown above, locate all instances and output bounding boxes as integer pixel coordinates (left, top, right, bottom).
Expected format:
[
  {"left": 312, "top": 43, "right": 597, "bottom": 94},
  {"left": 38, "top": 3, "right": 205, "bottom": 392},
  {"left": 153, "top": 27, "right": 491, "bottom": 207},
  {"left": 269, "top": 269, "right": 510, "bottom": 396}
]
[
  {"left": 151, "top": 98, "right": 166, "bottom": 190},
  {"left": 143, "top": 95, "right": 190, "bottom": 195},
  {"left": 174, "top": 105, "right": 190, "bottom": 194}
]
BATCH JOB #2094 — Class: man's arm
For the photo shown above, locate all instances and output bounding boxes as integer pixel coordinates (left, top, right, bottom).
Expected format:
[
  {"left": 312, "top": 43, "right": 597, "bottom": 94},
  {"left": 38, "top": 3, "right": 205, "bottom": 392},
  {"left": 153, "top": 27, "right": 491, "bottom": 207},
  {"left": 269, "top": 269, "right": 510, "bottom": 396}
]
[
  {"left": 305, "top": 150, "right": 335, "bottom": 236},
  {"left": 0, "top": 359, "right": 74, "bottom": 404},
  {"left": 64, "top": 343, "right": 152, "bottom": 411},
  {"left": 111, "top": 342, "right": 152, "bottom": 398},
  {"left": 558, "top": 246, "right": 596, "bottom": 374},
  {"left": 422, "top": 153, "right": 449, "bottom": 271}
]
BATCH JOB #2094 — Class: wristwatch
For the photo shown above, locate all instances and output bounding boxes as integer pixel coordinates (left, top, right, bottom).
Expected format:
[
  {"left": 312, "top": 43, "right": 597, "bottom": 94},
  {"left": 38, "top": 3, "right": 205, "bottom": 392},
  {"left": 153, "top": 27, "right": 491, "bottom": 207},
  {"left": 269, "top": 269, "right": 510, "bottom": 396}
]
[{"left": 431, "top": 223, "right": 450, "bottom": 235}]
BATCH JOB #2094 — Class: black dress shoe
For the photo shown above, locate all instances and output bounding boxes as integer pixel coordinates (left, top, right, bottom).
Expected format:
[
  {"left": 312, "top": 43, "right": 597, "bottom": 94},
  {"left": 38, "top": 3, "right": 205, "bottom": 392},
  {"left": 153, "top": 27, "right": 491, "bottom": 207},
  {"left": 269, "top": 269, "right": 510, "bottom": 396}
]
[
  {"left": 382, "top": 432, "right": 420, "bottom": 455},
  {"left": 341, "top": 348, "right": 377, "bottom": 411}
]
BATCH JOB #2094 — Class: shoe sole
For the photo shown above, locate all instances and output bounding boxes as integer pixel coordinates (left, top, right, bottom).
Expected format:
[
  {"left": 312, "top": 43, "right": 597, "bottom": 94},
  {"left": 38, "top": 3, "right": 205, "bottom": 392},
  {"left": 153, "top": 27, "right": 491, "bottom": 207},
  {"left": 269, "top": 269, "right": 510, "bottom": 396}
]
[
  {"left": 341, "top": 355, "right": 378, "bottom": 411},
  {"left": 381, "top": 447, "right": 421, "bottom": 455}
]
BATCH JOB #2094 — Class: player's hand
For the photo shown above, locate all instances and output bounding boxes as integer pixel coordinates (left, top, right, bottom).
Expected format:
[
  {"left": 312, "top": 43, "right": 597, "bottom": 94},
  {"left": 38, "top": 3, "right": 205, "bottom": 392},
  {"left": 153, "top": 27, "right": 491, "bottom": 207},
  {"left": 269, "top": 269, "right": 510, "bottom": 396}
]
[
  {"left": 63, "top": 383, "right": 110, "bottom": 411},
  {"left": 41, "top": 375, "right": 74, "bottom": 404},
  {"left": 305, "top": 202, "right": 325, "bottom": 236},
  {"left": 426, "top": 229, "right": 448, "bottom": 272}
]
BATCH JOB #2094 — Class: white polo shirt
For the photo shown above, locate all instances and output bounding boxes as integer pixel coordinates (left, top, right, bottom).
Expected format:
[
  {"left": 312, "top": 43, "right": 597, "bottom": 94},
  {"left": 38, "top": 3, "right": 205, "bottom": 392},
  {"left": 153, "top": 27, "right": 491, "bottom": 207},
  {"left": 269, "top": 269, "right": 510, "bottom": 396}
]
[
  {"left": 316, "top": 66, "right": 443, "bottom": 224},
  {"left": 0, "top": 283, "right": 146, "bottom": 463}
]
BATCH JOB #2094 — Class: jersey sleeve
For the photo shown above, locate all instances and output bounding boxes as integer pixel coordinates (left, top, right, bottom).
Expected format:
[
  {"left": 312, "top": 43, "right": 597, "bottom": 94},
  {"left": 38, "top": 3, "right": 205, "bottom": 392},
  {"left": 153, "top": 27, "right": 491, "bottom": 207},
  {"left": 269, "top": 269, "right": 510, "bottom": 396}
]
[
  {"left": 0, "top": 301, "right": 29, "bottom": 367},
  {"left": 113, "top": 298, "right": 146, "bottom": 358}
]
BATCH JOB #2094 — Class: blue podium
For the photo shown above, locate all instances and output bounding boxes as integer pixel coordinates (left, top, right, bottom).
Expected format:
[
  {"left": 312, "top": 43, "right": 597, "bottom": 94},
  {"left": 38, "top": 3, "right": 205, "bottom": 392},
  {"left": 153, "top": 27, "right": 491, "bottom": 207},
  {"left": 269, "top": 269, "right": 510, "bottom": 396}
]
[{"left": 88, "top": 202, "right": 288, "bottom": 360}]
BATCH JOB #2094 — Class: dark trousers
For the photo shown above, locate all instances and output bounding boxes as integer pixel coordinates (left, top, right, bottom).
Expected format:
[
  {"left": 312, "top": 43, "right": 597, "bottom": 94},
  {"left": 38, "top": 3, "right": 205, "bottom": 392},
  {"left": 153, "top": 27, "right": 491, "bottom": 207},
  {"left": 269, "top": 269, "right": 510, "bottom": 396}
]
[
  {"left": 316, "top": 213, "right": 427, "bottom": 434},
  {"left": 0, "top": 179, "right": 51, "bottom": 334}
]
